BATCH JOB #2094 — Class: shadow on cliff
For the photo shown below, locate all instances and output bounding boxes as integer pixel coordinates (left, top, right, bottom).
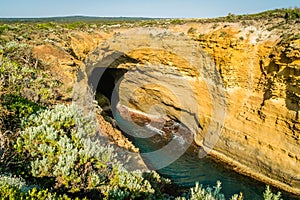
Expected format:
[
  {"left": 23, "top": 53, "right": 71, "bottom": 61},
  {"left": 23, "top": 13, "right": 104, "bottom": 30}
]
[{"left": 261, "top": 52, "right": 300, "bottom": 120}]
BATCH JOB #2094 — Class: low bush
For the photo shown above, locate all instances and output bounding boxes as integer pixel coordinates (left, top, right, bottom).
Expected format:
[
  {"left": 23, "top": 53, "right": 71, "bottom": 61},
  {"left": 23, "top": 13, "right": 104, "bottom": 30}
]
[
  {"left": 16, "top": 104, "right": 116, "bottom": 192},
  {"left": 36, "top": 22, "right": 56, "bottom": 30},
  {"left": 13, "top": 104, "right": 174, "bottom": 199},
  {"left": 0, "top": 52, "right": 61, "bottom": 131},
  {"left": 263, "top": 186, "right": 283, "bottom": 200},
  {"left": 2, "top": 94, "right": 42, "bottom": 125},
  {"left": 0, "top": 173, "right": 80, "bottom": 199}
]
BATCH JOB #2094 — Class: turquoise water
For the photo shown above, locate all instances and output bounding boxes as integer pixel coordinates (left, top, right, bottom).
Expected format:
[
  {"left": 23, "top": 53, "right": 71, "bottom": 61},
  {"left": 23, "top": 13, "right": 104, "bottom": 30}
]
[{"left": 114, "top": 111, "right": 300, "bottom": 200}]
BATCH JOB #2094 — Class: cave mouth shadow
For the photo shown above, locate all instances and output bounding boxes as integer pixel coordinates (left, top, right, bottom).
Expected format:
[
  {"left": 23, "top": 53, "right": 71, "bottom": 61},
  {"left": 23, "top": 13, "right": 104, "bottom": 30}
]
[
  {"left": 91, "top": 53, "right": 139, "bottom": 117},
  {"left": 96, "top": 68, "right": 128, "bottom": 101},
  {"left": 95, "top": 68, "right": 128, "bottom": 117}
]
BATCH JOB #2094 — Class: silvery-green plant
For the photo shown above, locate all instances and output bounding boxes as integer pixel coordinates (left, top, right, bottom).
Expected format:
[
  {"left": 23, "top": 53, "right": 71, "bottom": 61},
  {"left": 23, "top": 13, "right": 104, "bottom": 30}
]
[
  {"left": 0, "top": 174, "right": 26, "bottom": 190},
  {"left": 113, "top": 166, "right": 155, "bottom": 193},
  {"left": 189, "top": 181, "right": 226, "bottom": 200},
  {"left": 263, "top": 186, "right": 283, "bottom": 200},
  {"left": 16, "top": 104, "right": 117, "bottom": 191},
  {"left": 104, "top": 165, "right": 165, "bottom": 200},
  {"left": 0, "top": 173, "right": 82, "bottom": 199},
  {"left": 176, "top": 181, "right": 238, "bottom": 200}
]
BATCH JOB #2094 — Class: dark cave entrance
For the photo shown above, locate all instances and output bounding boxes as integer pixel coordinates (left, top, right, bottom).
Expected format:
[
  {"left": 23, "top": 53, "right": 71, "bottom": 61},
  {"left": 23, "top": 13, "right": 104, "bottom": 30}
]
[
  {"left": 97, "top": 68, "right": 118, "bottom": 100},
  {"left": 95, "top": 68, "right": 128, "bottom": 117},
  {"left": 94, "top": 53, "right": 139, "bottom": 117}
]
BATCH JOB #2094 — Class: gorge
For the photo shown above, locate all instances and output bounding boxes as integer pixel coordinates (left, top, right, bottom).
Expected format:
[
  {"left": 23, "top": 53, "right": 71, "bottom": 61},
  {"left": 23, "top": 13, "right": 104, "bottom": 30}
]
[{"left": 28, "top": 14, "right": 300, "bottom": 198}]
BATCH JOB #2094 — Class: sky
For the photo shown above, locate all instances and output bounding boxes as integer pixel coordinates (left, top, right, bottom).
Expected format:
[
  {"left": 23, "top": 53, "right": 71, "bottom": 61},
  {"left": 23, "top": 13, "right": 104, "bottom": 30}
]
[{"left": 1, "top": 0, "right": 300, "bottom": 18}]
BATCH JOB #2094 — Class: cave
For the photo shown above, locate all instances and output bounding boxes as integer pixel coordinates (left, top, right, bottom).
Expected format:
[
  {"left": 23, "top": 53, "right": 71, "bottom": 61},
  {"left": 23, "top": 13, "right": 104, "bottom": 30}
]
[
  {"left": 95, "top": 68, "right": 128, "bottom": 117},
  {"left": 92, "top": 52, "right": 140, "bottom": 118},
  {"left": 97, "top": 68, "right": 119, "bottom": 100}
]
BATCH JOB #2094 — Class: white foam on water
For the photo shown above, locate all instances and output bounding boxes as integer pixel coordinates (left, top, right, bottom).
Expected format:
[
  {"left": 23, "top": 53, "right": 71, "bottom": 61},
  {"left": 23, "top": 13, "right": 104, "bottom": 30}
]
[{"left": 145, "top": 124, "right": 165, "bottom": 136}]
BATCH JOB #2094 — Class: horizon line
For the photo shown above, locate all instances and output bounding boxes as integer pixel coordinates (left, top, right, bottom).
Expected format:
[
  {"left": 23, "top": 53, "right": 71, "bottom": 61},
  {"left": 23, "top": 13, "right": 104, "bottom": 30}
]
[{"left": 0, "top": 7, "right": 297, "bottom": 20}]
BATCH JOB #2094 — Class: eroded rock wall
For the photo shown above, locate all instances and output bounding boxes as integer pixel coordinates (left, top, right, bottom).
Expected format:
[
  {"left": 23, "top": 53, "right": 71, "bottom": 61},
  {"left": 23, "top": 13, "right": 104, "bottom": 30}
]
[
  {"left": 31, "top": 19, "right": 300, "bottom": 195},
  {"left": 189, "top": 23, "right": 300, "bottom": 193}
]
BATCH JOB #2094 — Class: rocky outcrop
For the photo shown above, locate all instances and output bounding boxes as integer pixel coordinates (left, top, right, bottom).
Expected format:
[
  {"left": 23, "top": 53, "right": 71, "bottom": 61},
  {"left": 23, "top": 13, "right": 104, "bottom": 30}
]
[
  {"left": 32, "top": 44, "right": 78, "bottom": 100},
  {"left": 96, "top": 110, "right": 139, "bottom": 153},
  {"left": 83, "top": 21, "right": 300, "bottom": 195},
  {"left": 68, "top": 31, "right": 107, "bottom": 61},
  {"left": 31, "top": 31, "right": 112, "bottom": 99}
]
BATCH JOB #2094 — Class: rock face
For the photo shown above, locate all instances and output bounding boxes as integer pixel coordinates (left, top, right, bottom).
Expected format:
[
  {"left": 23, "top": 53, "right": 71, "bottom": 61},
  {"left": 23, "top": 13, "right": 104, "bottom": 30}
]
[
  {"left": 193, "top": 23, "right": 300, "bottom": 194},
  {"left": 31, "top": 30, "right": 112, "bottom": 99},
  {"left": 83, "top": 21, "right": 300, "bottom": 195}
]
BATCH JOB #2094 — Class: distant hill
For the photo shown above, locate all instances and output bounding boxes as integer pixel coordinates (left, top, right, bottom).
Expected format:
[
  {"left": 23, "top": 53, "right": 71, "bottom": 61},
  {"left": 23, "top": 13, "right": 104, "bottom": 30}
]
[{"left": 0, "top": 16, "right": 160, "bottom": 23}]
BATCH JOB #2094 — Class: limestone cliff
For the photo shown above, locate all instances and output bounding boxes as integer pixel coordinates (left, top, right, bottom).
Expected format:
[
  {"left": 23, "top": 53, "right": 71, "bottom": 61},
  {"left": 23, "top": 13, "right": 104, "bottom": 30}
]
[
  {"left": 187, "top": 22, "right": 300, "bottom": 194},
  {"left": 82, "top": 20, "right": 300, "bottom": 195},
  {"left": 29, "top": 17, "right": 300, "bottom": 195}
]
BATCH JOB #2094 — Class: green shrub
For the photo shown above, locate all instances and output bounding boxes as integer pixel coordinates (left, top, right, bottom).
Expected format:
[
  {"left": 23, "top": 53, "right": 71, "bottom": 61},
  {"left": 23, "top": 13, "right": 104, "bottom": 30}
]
[
  {"left": 0, "top": 58, "right": 28, "bottom": 94},
  {"left": 0, "top": 53, "right": 61, "bottom": 101},
  {"left": 187, "top": 27, "right": 197, "bottom": 34},
  {"left": 0, "top": 24, "right": 12, "bottom": 35},
  {"left": 0, "top": 94, "right": 43, "bottom": 134},
  {"left": 225, "top": 13, "right": 236, "bottom": 22},
  {"left": 0, "top": 174, "right": 27, "bottom": 190},
  {"left": 263, "top": 186, "right": 282, "bottom": 200},
  {"left": 198, "top": 33, "right": 205, "bottom": 39},
  {"left": 170, "top": 19, "right": 185, "bottom": 25},
  {"left": 0, "top": 54, "right": 61, "bottom": 131},
  {"left": 66, "top": 22, "right": 87, "bottom": 30},
  {"left": 11, "top": 103, "right": 174, "bottom": 199},
  {"left": 2, "top": 94, "right": 42, "bottom": 120},
  {"left": 36, "top": 22, "right": 56, "bottom": 30},
  {"left": 101, "top": 165, "right": 172, "bottom": 200},
  {"left": 177, "top": 181, "right": 226, "bottom": 200},
  {"left": 292, "top": 34, "right": 300, "bottom": 40},
  {"left": 190, "top": 181, "right": 225, "bottom": 200},
  {"left": 16, "top": 104, "right": 116, "bottom": 192},
  {"left": 107, "top": 166, "right": 155, "bottom": 199},
  {"left": 4, "top": 41, "right": 28, "bottom": 53},
  {"left": 0, "top": 173, "right": 80, "bottom": 199}
]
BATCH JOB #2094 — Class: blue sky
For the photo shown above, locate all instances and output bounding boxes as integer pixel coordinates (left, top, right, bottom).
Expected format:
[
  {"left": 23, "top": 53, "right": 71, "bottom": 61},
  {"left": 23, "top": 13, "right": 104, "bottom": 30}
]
[{"left": 1, "top": 0, "right": 300, "bottom": 18}]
